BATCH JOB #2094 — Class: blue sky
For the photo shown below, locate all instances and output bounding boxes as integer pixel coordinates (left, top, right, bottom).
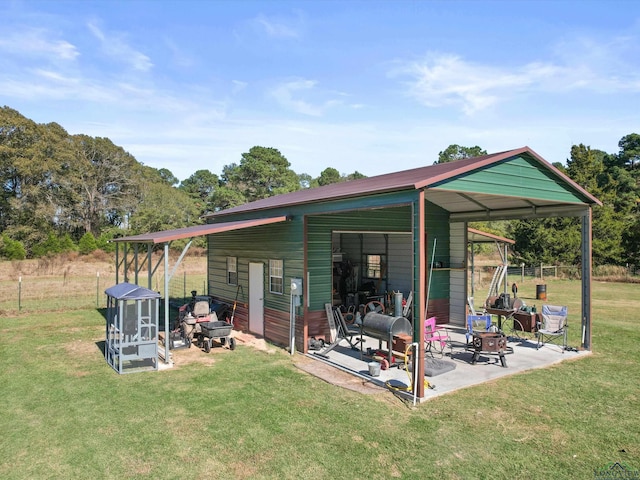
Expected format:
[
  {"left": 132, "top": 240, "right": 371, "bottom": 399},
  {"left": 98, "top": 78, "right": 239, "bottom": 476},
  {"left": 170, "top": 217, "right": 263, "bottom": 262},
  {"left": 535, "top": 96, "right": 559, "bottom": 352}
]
[{"left": 1, "top": 1, "right": 638, "bottom": 182}]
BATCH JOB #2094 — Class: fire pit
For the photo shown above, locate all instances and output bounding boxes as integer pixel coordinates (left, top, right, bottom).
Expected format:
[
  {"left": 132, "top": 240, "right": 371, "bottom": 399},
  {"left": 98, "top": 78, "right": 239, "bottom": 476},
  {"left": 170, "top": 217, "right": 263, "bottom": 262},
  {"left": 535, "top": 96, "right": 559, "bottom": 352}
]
[{"left": 470, "top": 332, "right": 512, "bottom": 368}]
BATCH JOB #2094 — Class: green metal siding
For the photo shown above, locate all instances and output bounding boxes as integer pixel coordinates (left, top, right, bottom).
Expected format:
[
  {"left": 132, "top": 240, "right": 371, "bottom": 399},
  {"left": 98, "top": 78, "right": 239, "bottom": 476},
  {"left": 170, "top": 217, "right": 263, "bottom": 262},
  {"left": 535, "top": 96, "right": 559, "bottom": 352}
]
[
  {"left": 425, "top": 201, "right": 450, "bottom": 301},
  {"left": 207, "top": 219, "right": 304, "bottom": 312},
  {"left": 307, "top": 206, "right": 412, "bottom": 311},
  {"left": 433, "top": 155, "right": 583, "bottom": 203}
]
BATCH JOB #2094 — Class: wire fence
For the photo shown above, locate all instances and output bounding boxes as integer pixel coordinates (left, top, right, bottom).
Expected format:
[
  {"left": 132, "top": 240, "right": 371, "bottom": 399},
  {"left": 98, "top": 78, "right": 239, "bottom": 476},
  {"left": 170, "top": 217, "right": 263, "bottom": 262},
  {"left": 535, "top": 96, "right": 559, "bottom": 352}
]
[
  {"left": 2, "top": 262, "right": 638, "bottom": 316},
  {"left": 0, "top": 270, "right": 208, "bottom": 316}
]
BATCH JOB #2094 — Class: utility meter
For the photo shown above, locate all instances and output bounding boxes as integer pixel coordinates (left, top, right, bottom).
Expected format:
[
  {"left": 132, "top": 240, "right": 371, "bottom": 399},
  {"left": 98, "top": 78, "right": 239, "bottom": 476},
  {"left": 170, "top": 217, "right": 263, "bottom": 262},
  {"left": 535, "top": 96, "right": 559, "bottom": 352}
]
[{"left": 290, "top": 278, "right": 303, "bottom": 306}]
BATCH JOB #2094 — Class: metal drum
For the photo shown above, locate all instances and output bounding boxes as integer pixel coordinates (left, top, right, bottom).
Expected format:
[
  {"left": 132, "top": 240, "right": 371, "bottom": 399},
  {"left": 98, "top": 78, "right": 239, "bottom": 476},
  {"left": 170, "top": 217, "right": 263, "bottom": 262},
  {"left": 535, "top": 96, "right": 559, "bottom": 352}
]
[{"left": 361, "top": 312, "right": 412, "bottom": 365}]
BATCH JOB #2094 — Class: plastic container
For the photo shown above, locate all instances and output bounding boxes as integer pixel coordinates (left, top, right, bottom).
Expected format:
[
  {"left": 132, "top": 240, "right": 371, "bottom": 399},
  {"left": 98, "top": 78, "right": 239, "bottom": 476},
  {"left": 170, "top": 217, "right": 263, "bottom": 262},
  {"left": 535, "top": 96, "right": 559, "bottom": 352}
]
[{"left": 368, "top": 361, "right": 381, "bottom": 377}]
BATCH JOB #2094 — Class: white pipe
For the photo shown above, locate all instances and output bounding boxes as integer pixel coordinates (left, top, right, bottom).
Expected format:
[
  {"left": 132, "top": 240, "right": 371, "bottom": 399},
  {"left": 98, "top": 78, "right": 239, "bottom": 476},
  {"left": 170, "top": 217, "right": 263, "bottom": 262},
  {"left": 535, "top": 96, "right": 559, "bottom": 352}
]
[
  {"left": 290, "top": 292, "right": 295, "bottom": 355},
  {"left": 412, "top": 342, "right": 419, "bottom": 406},
  {"left": 425, "top": 238, "right": 437, "bottom": 318}
]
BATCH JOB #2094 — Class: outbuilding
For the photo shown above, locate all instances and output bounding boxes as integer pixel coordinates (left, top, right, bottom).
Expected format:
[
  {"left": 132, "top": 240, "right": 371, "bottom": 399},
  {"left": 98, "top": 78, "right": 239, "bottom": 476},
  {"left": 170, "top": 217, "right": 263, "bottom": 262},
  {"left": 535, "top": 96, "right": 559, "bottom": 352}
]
[{"left": 113, "top": 146, "right": 600, "bottom": 397}]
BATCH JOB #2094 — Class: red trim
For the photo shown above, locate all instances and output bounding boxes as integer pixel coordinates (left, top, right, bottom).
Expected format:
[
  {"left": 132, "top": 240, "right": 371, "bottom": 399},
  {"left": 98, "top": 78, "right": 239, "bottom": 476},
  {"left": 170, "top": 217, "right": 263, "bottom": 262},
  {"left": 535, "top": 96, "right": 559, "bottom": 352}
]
[{"left": 112, "top": 216, "right": 289, "bottom": 244}]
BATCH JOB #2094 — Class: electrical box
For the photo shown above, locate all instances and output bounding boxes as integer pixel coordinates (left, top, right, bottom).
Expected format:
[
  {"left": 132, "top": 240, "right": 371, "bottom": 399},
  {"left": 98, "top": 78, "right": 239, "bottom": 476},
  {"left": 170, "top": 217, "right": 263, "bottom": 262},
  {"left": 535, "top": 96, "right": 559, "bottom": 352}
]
[{"left": 291, "top": 278, "right": 303, "bottom": 306}]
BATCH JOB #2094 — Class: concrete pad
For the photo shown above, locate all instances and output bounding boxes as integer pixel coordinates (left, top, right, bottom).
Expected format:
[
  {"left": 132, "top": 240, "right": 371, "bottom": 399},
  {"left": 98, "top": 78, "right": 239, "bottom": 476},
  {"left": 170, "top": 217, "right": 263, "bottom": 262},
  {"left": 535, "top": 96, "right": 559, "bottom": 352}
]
[{"left": 305, "top": 328, "right": 590, "bottom": 402}]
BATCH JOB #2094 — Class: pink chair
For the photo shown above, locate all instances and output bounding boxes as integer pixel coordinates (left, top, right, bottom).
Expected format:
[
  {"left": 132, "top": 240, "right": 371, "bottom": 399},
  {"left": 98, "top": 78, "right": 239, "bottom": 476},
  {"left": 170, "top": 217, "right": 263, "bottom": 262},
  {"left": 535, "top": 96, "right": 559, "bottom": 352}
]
[{"left": 424, "top": 316, "right": 451, "bottom": 357}]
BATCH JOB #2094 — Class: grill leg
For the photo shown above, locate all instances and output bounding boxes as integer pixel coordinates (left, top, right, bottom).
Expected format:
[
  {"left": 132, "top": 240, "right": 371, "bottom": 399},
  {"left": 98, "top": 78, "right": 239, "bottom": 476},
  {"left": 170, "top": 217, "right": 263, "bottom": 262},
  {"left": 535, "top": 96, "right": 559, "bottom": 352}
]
[{"left": 499, "top": 353, "right": 507, "bottom": 368}]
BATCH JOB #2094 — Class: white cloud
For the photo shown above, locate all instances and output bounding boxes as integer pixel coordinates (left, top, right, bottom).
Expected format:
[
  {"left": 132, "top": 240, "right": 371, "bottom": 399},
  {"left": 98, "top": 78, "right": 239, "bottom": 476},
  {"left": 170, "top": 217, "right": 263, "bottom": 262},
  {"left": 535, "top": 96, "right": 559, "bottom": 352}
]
[
  {"left": 0, "top": 28, "right": 79, "bottom": 60},
  {"left": 269, "top": 79, "right": 345, "bottom": 116},
  {"left": 163, "top": 37, "right": 195, "bottom": 68},
  {"left": 232, "top": 80, "right": 248, "bottom": 94},
  {"left": 253, "top": 13, "right": 301, "bottom": 38},
  {"left": 394, "top": 34, "right": 640, "bottom": 115},
  {"left": 87, "top": 21, "right": 153, "bottom": 71}
]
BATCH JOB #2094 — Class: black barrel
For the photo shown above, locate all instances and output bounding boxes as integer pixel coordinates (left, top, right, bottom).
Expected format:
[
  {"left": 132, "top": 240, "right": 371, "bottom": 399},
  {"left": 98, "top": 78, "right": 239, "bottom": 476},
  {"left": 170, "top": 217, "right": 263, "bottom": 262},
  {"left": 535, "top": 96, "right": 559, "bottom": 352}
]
[{"left": 536, "top": 284, "right": 547, "bottom": 300}]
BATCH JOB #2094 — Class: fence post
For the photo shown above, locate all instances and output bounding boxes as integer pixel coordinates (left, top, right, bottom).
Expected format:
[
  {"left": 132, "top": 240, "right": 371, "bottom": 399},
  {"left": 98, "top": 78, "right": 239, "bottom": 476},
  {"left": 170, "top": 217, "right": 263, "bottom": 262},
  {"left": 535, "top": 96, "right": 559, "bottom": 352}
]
[
  {"left": 96, "top": 271, "right": 100, "bottom": 308},
  {"left": 18, "top": 276, "right": 22, "bottom": 311},
  {"left": 540, "top": 263, "right": 544, "bottom": 281}
]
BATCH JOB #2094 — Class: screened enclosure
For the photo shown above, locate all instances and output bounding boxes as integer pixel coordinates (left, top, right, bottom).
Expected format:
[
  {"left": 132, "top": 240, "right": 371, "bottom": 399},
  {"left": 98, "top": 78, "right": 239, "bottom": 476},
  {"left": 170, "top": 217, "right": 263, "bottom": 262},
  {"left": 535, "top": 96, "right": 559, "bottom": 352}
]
[{"left": 105, "top": 282, "right": 160, "bottom": 374}]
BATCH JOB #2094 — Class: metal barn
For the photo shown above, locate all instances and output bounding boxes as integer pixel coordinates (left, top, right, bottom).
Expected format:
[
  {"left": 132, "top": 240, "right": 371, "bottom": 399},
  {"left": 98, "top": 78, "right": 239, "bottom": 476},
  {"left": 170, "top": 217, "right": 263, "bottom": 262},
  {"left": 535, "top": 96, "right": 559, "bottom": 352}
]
[{"left": 112, "top": 146, "right": 601, "bottom": 397}]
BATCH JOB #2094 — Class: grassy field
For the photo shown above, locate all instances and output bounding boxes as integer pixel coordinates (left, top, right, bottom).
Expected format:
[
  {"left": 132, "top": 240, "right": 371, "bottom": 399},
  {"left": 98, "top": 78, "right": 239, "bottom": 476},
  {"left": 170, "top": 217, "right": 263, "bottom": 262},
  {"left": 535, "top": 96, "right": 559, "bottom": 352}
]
[{"left": 1, "top": 279, "right": 639, "bottom": 479}]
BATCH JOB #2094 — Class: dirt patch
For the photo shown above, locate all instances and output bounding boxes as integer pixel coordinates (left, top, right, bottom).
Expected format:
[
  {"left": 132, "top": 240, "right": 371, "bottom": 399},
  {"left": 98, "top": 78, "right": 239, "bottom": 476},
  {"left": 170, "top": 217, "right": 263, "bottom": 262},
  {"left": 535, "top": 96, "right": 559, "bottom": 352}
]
[
  {"left": 170, "top": 342, "right": 219, "bottom": 366},
  {"left": 232, "top": 331, "right": 277, "bottom": 354},
  {"left": 293, "top": 355, "right": 386, "bottom": 395},
  {"left": 168, "top": 330, "right": 276, "bottom": 367}
]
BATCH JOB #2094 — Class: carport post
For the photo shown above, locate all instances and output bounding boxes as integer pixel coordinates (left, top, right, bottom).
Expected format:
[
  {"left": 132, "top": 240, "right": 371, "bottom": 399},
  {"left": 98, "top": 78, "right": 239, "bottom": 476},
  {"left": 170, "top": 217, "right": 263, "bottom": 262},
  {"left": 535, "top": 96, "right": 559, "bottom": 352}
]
[
  {"left": 415, "top": 190, "right": 426, "bottom": 399},
  {"left": 164, "top": 242, "right": 170, "bottom": 364},
  {"left": 581, "top": 209, "right": 593, "bottom": 350}
]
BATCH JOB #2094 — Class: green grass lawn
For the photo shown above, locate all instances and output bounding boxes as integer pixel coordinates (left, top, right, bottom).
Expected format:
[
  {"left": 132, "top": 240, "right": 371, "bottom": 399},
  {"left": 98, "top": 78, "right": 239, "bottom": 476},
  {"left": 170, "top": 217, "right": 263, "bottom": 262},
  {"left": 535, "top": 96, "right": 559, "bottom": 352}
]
[{"left": 1, "top": 279, "right": 639, "bottom": 479}]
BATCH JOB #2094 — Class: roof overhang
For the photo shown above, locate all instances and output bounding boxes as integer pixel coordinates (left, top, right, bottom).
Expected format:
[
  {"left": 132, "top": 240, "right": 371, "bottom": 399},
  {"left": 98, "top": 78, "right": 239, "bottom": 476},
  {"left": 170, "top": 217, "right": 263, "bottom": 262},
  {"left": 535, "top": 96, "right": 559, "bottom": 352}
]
[
  {"left": 467, "top": 227, "right": 515, "bottom": 245},
  {"left": 427, "top": 189, "right": 591, "bottom": 222},
  {"left": 112, "top": 216, "right": 289, "bottom": 244}
]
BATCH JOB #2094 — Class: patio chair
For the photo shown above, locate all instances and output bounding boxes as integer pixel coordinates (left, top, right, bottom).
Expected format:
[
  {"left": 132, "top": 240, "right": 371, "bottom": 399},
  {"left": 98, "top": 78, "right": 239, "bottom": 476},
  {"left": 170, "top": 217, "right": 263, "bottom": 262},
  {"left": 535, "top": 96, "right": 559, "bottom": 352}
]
[
  {"left": 424, "top": 316, "right": 451, "bottom": 357},
  {"left": 537, "top": 305, "right": 568, "bottom": 352},
  {"left": 465, "top": 314, "right": 492, "bottom": 344},
  {"left": 315, "top": 307, "right": 363, "bottom": 358}
]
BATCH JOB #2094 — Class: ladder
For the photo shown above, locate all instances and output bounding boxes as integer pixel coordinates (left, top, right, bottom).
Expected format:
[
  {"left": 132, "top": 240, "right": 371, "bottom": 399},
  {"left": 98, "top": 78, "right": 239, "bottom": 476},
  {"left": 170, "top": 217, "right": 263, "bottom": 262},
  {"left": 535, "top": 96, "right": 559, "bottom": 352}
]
[{"left": 486, "top": 264, "right": 507, "bottom": 302}]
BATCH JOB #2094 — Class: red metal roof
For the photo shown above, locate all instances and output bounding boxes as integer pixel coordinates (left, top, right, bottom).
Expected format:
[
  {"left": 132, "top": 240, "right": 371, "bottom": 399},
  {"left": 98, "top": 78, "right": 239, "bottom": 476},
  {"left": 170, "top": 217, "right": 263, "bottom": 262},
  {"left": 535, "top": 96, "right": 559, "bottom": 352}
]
[
  {"left": 208, "top": 146, "right": 601, "bottom": 218},
  {"left": 467, "top": 227, "right": 515, "bottom": 245},
  {"left": 112, "top": 216, "right": 289, "bottom": 244}
]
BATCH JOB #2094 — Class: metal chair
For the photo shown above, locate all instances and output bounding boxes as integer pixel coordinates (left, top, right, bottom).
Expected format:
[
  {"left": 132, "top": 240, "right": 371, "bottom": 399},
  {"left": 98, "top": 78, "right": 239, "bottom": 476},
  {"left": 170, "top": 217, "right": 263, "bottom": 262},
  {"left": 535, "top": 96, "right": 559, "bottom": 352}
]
[
  {"left": 537, "top": 305, "right": 568, "bottom": 352},
  {"left": 424, "top": 316, "right": 451, "bottom": 357},
  {"left": 466, "top": 314, "right": 492, "bottom": 344},
  {"left": 315, "top": 307, "right": 363, "bottom": 358}
]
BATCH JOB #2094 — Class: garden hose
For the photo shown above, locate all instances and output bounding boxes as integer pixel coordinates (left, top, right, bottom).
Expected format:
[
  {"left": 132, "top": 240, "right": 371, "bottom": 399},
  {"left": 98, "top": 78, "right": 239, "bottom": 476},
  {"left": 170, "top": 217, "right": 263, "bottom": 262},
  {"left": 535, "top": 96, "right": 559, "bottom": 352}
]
[{"left": 385, "top": 344, "right": 433, "bottom": 392}]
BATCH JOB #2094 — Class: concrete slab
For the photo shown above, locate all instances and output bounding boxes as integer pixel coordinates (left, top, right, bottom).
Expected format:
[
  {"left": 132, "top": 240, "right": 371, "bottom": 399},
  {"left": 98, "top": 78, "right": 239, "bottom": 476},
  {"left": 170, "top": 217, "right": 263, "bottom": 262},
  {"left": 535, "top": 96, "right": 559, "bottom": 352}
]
[{"left": 305, "top": 327, "right": 590, "bottom": 402}]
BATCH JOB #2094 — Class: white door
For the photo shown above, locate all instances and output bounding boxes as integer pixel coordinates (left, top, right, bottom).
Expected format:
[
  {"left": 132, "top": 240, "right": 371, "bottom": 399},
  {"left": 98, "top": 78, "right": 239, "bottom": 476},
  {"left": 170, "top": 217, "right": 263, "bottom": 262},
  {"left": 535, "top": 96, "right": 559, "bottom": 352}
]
[{"left": 249, "top": 262, "right": 264, "bottom": 335}]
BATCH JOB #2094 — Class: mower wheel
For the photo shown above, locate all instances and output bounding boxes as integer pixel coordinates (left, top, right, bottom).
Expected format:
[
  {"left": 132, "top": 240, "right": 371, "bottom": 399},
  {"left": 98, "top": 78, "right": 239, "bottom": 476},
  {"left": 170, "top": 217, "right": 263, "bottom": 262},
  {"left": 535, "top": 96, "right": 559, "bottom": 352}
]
[{"left": 203, "top": 339, "right": 211, "bottom": 353}]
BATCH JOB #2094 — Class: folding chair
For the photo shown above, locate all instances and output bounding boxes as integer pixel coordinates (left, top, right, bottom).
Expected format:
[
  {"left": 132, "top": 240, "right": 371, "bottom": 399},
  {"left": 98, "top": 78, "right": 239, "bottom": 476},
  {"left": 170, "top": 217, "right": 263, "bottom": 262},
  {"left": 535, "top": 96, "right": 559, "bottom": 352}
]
[
  {"left": 315, "top": 307, "right": 363, "bottom": 358},
  {"left": 424, "top": 316, "right": 451, "bottom": 357},
  {"left": 537, "top": 305, "right": 568, "bottom": 352}
]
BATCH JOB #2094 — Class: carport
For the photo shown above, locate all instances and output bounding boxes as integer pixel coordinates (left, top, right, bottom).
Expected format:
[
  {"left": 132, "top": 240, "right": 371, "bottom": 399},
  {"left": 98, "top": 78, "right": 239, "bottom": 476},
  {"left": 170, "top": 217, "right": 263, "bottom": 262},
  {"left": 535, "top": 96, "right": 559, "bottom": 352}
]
[{"left": 111, "top": 216, "right": 288, "bottom": 363}]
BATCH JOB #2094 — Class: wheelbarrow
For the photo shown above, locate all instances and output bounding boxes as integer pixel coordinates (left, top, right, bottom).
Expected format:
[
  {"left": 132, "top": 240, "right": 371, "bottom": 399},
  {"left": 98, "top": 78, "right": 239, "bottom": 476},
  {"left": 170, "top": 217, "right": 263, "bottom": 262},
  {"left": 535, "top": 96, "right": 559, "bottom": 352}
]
[{"left": 198, "top": 321, "right": 236, "bottom": 352}]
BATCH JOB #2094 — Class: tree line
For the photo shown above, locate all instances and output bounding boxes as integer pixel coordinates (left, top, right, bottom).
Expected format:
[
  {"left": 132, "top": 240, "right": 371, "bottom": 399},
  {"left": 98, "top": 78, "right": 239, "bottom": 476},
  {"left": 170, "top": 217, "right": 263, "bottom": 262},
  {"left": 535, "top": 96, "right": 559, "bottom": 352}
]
[
  {"left": 0, "top": 106, "right": 364, "bottom": 259},
  {"left": 1, "top": 106, "right": 638, "bottom": 266}
]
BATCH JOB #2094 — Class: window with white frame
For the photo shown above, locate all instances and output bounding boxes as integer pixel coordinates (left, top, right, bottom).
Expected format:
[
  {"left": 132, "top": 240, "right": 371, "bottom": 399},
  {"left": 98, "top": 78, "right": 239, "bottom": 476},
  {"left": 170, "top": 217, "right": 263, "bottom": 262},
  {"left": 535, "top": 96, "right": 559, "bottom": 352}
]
[
  {"left": 269, "top": 259, "right": 283, "bottom": 294},
  {"left": 227, "top": 257, "right": 237, "bottom": 285}
]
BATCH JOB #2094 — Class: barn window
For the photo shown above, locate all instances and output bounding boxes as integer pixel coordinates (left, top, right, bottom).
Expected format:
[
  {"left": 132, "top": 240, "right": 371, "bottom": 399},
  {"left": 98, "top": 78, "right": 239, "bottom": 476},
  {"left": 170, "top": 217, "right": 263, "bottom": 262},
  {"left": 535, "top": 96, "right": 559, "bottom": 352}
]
[
  {"left": 365, "top": 254, "right": 383, "bottom": 278},
  {"left": 227, "top": 257, "right": 237, "bottom": 285},
  {"left": 269, "top": 259, "right": 283, "bottom": 294}
]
